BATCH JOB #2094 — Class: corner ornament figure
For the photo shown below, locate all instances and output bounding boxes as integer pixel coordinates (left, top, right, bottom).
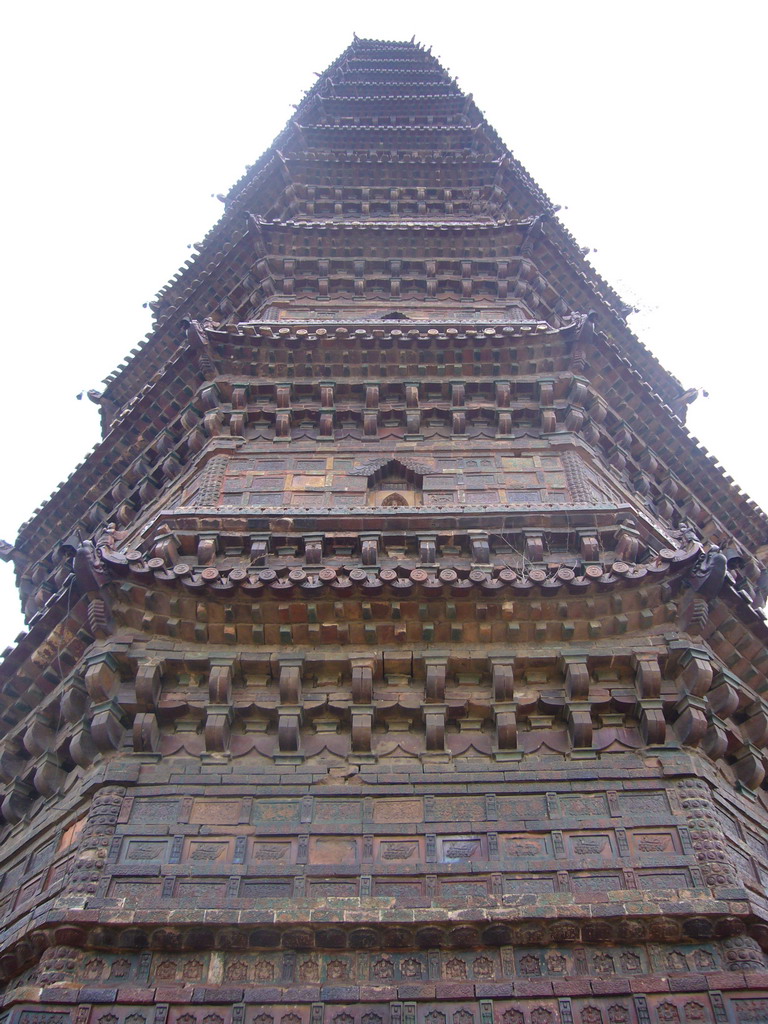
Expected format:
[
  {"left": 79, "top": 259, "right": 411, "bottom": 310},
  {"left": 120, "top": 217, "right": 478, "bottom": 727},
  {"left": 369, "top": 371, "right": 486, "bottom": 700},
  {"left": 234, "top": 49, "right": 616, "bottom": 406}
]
[{"left": 688, "top": 545, "right": 728, "bottom": 602}]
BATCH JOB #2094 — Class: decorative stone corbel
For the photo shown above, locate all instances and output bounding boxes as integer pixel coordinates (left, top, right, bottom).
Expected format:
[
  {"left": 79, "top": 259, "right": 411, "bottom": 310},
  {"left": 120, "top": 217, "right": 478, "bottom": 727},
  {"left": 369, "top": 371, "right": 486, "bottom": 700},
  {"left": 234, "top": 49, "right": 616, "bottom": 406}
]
[
  {"left": 277, "top": 655, "right": 303, "bottom": 704},
  {"left": 1, "top": 779, "right": 35, "bottom": 824},
  {"left": 32, "top": 752, "right": 67, "bottom": 798},
  {"left": 523, "top": 530, "right": 544, "bottom": 562},
  {"left": 126, "top": 450, "right": 148, "bottom": 481},
  {"left": 741, "top": 698, "right": 768, "bottom": 748},
  {"left": 495, "top": 380, "right": 511, "bottom": 408},
  {"left": 451, "top": 408, "right": 466, "bottom": 435},
  {"left": 633, "top": 472, "right": 651, "bottom": 497},
  {"left": 132, "top": 712, "right": 160, "bottom": 754},
  {"left": 676, "top": 647, "right": 714, "bottom": 697},
  {"left": 637, "top": 448, "right": 659, "bottom": 478},
  {"left": 90, "top": 699, "right": 127, "bottom": 753},
  {"left": 539, "top": 379, "right": 555, "bottom": 406},
  {"left": 84, "top": 652, "right": 121, "bottom": 702},
  {"left": 277, "top": 706, "right": 303, "bottom": 755},
  {"left": 197, "top": 532, "right": 218, "bottom": 565},
  {"left": 304, "top": 534, "right": 324, "bottom": 565},
  {"left": 614, "top": 422, "right": 632, "bottom": 448},
  {"left": 351, "top": 705, "right": 374, "bottom": 755},
  {"left": 674, "top": 694, "right": 708, "bottom": 748},
  {"left": 586, "top": 394, "right": 608, "bottom": 429},
  {"left": 230, "top": 386, "right": 249, "bottom": 437},
  {"left": 702, "top": 716, "right": 729, "bottom": 761},
  {"left": 639, "top": 700, "right": 666, "bottom": 746},
  {"left": 577, "top": 529, "right": 600, "bottom": 562},
  {"left": 424, "top": 705, "right": 446, "bottom": 752},
  {"left": 561, "top": 655, "right": 590, "bottom": 700},
  {"left": 564, "top": 405, "right": 585, "bottom": 432},
  {"left": 350, "top": 657, "right": 374, "bottom": 704},
  {"left": 111, "top": 476, "right": 131, "bottom": 504},
  {"left": 469, "top": 530, "right": 490, "bottom": 565},
  {"left": 404, "top": 382, "right": 421, "bottom": 436},
  {"left": 364, "top": 409, "right": 379, "bottom": 436},
  {"left": 419, "top": 533, "right": 437, "bottom": 564},
  {"left": 364, "top": 384, "right": 379, "bottom": 437},
  {"left": 205, "top": 706, "right": 234, "bottom": 753},
  {"left": 733, "top": 743, "right": 766, "bottom": 790},
  {"left": 186, "top": 424, "right": 207, "bottom": 454},
  {"left": 249, "top": 533, "right": 269, "bottom": 565},
  {"left": 490, "top": 658, "right": 515, "bottom": 701},
  {"left": 0, "top": 748, "right": 25, "bottom": 784},
  {"left": 160, "top": 452, "right": 183, "bottom": 481},
  {"left": 151, "top": 525, "right": 180, "bottom": 565},
  {"left": 22, "top": 712, "right": 56, "bottom": 758},
  {"left": 495, "top": 378, "right": 512, "bottom": 434},
  {"left": 541, "top": 407, "right": 557, "bottom": 433},
  {"left": 275, "top": 409, "right": 291, "bottom": 438},
  {"left": 632, "top": 652, "right": 661, "bottom": 699},
  {"left": 138, "top": 477, "right": 158, "bottom": 504},
  {"left": 682, "top": 495, "right": 707, "bottom": 526},
  {"left": 208, "top": 659, "right": 234, "bottom": 704},
  {"left": 424, "top": 656, "right": 448, "bottom": 703},
  {"left": 608, "top": 446, "right": 627, "bottom": 473},
  {"left": 135, "top": 660, "right": 163, "bottom": 710},
  {"left": 86, "top": 501, "right": 109, "bottom": 532},
  {"left": 567, "top": 702, "right": 593, "bottom": 749},
  {"left": 319, "top": 406, "right": 334, "bottom": 437},
  {"left": 614, "top": 518, "right": 640, "bottom": 562},
  {"left": 654, "top": 493, "right": 675, "bottom": 522},
  {"left": 493, "top": 701, "right": 518, "bottom": 753},
  {"left": 319, "top": 381, "right": 335, "bottom": 437},
  {"left": 202, "top": 408, "right": 226, "bottom": 438},
  {"left": 496, "top": 408, "right": 512, "bottom": 435},
  {"left": 320, "top": 382, "right": 335, "bottom": 408},
  {"left": 568, "top": 376, "right": 589, "bottom": 407},
  {"left": 69, "top": 721, "right": 97, "bottom": 768}
]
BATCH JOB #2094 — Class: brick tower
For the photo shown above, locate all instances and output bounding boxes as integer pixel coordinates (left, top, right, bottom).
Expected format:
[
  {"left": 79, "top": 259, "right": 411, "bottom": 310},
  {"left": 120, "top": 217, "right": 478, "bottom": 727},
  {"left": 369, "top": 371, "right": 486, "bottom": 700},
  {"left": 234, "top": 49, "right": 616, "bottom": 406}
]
[{"left": 3, "top": 35, "right": 768, "bottom": 1024}]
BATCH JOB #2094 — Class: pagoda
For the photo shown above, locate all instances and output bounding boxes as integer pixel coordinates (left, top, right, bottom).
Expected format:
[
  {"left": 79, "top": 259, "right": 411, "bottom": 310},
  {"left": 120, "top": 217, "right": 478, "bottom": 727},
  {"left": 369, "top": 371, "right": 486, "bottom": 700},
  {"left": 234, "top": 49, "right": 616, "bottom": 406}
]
[{"left": 3, "top": 35, "right": 768, "bottom": 1024}]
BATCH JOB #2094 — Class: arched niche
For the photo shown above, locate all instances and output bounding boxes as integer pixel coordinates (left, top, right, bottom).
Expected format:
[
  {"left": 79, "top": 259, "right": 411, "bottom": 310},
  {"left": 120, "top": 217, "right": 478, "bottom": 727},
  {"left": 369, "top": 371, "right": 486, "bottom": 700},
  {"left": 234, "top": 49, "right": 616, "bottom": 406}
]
[{"left": 365, "top": 458, "right": 423, "bottom": 507}]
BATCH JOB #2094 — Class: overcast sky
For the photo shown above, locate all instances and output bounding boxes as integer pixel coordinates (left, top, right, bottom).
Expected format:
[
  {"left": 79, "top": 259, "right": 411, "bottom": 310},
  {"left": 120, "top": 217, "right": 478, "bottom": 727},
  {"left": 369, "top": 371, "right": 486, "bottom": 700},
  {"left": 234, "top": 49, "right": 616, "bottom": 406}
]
[{"left": 0, "top": 0, "right": 765, "bottom": 647}]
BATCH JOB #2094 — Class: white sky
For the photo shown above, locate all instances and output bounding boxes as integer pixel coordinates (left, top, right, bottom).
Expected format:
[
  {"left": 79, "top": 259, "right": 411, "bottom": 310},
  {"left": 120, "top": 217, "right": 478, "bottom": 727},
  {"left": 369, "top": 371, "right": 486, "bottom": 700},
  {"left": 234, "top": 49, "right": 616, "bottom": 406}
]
[{"left": 1, "top": 0, "right": 766, "bottom": 647}]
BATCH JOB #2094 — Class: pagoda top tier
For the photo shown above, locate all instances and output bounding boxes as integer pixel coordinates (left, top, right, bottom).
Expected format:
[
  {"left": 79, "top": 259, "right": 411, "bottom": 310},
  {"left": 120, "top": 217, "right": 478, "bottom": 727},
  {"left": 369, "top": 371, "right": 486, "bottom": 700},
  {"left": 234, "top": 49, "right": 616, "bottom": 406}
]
[{"left": 95, "top": 36, "right": 679, "bottom": 414}]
